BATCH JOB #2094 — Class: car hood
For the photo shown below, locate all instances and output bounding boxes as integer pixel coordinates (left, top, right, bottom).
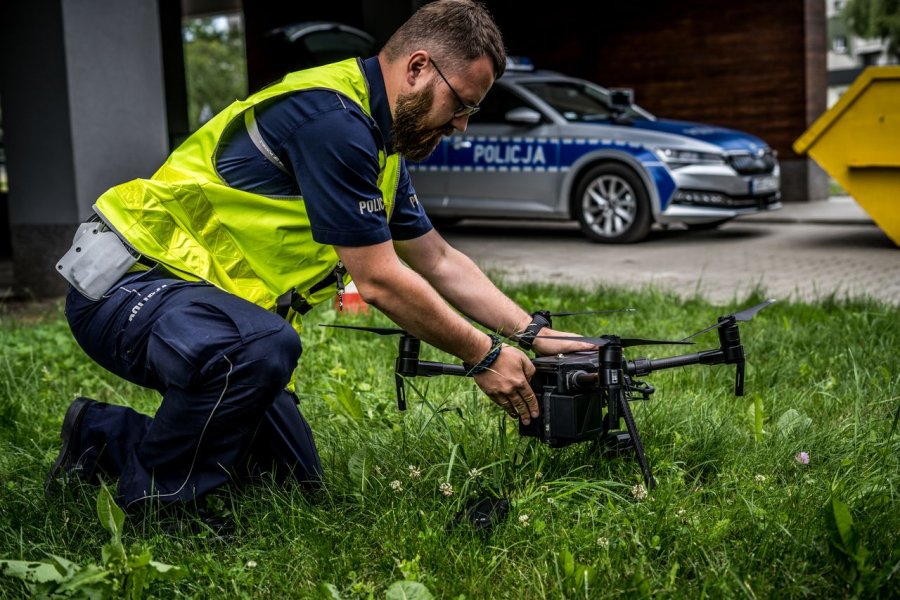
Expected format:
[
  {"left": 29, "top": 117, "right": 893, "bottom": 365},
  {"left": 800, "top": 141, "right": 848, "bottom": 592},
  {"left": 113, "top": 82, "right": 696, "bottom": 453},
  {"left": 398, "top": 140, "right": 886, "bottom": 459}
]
[{"left": 621, "top": 118, "right": 769, "bottom": 152}]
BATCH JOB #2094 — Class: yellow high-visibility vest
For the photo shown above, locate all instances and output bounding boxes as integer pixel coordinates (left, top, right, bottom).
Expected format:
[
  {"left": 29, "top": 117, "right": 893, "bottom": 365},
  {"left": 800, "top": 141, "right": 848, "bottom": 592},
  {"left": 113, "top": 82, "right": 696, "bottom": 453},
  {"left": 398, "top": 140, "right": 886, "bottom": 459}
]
[{"left": 95, "top": 58, "right": 401, "bottom": 334}]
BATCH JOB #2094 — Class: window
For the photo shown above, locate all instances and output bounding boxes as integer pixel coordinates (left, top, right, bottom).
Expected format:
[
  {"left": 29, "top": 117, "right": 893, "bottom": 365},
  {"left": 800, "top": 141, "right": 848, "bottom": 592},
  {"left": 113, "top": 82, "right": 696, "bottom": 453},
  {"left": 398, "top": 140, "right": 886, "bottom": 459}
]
[
  {"left": 832, "top": 35, "right": 847, "bottom": 54},
  {"left": 860, "top": 51, "right": 880, "bottom": 67},
  {"left": 468, "top": 86, "right": 533, "bottom": 124},
  {"left": 521, "top": 81, "right": 649, "bottom": 122}
]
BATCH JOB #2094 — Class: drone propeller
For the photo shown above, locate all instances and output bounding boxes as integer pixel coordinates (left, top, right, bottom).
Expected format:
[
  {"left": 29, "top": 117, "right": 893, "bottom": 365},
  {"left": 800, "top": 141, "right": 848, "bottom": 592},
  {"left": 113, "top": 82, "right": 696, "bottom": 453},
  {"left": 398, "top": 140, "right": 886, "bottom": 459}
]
[
  {"left": 319, "top": 324, "right": 408, "bottom": 336},
  {"left": 681, "top": 299, "right": 777, "bottom": 341},
  {"left": 539, "top": 334, "right": 693, "bottom": 348},
  {"left": 549, "top": 308, "right": 637, "bottom": 317}
]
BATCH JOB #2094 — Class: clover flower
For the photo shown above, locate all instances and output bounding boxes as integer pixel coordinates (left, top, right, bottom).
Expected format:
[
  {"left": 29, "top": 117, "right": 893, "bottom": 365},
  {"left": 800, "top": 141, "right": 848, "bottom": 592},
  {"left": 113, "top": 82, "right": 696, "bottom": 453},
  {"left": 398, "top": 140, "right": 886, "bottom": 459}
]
[
  {"left": 468, "top": 467, "right": 481, "bottom": 479},
  {"left": 245, "top": 560, "right": 257, "bottom": 568},
  {"left": 631, "top": 484, "right": 647, "bottom": 501},
  {"left": 408, "top": 465, "right": 422, "bottom": 479},
  {"left": 795, "top": 451, "right": 810, "bottom": 465},
  {"left": 439, "top": 482, "right": 453, "bottom": 497},
  {"left": 754, "top": 474, "right": 767, "bottom": 483},
  {"left": 390, "top": 480, "right": 403, "bottom": 492},
  {"left": 518, "top": 514, "right": 530, "bottom": 526},
  {"left": 596, "top": 537, "right": 609, "bottom": 549},
  {"left": 535, "top": 471, "right": 544, "bottom": 480}
]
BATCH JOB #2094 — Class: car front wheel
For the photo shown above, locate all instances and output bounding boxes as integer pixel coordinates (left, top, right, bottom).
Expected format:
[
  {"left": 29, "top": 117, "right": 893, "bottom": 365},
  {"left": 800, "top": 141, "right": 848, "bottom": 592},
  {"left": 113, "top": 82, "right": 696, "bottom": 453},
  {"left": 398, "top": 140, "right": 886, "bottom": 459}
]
[{"left": 572, "top": 163, "right": 651, "bottom": 243}]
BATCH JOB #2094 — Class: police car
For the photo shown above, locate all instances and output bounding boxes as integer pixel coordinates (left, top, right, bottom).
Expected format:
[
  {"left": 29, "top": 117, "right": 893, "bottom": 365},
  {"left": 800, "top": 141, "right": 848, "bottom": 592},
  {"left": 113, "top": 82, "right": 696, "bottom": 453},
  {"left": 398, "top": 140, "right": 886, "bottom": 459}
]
[{"left": 409, "top": 58, "right": 781, "bottom": 243}]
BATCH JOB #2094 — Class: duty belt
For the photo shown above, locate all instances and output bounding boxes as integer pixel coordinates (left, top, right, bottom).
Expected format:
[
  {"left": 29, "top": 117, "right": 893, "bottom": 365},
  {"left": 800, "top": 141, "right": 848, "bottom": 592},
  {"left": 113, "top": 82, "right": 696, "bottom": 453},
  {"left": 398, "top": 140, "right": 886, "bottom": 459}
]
[{"left": 275, "top": 262, "right": 346, "bottom": 318}]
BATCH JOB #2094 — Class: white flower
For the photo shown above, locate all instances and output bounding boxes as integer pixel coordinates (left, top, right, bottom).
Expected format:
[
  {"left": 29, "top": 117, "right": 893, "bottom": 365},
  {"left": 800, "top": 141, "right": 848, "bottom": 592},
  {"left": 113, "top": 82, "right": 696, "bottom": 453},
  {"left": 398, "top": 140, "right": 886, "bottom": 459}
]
[
  {"left": 596, "top": 537, "right": 609, "bottom": 549},
  {"left": 539, "top": 485, "right": 549, "bottom": 493},
  {"left": 676, "top": 508, "right": 686, "bottom": 518},
  {"left": 408, "top": 465, "right": 421, "bottom": 479},
  {"left": 390, "top": 480, "right": 402, "bottom": 492},
  {"left": 518, "top": 514, "right": 530, "bottom": 526},
  {"left": 631, "top": 484, "right": 647, "bottom": 501},
  {"left": 535, "top": 471, "right": 544, "bottom": 480},
  {"left": 245, "top": 560, "right": 257, "bottom": 568},
  {"left": 754, "top": 474, "right": 767, "bottom": 483},
  {"left": 439, "top": 482, "right": 453, "bottom": 496},
  {"left": 546, "top": 497, "right": 556, "bottom": 505},
  {"left": 468, "top": 467, "right": 481, "bottom": 479}
]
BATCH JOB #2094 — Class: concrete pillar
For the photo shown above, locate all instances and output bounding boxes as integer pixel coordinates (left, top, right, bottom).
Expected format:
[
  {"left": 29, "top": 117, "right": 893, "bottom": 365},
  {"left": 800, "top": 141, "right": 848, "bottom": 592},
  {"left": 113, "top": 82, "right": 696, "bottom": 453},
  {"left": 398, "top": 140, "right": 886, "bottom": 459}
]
[{"left": 0, "top": 0, "right": 169, "bottom": 297}]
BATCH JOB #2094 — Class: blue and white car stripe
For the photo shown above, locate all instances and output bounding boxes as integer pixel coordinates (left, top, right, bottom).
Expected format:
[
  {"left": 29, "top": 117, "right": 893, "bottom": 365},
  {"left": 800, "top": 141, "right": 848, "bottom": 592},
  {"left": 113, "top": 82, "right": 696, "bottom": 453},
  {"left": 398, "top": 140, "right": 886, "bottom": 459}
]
[{"left": 409, "top": 136, "right": 677, "bottom": 208}]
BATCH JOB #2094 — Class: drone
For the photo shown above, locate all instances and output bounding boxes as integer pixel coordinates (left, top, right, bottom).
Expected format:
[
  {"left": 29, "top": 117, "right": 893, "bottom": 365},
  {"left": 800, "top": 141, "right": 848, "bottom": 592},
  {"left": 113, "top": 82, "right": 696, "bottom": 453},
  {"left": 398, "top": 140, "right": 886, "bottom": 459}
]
[{"left": 321, "top": 299, "right": 776, "bottom": 489}]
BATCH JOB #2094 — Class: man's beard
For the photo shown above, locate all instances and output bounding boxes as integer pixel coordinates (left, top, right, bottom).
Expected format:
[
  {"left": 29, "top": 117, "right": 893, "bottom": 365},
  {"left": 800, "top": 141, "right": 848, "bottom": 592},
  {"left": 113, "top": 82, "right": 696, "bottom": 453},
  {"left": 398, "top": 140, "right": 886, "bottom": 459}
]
[{"left": 392, "top": 83, "right": 455, "bottom": 162}]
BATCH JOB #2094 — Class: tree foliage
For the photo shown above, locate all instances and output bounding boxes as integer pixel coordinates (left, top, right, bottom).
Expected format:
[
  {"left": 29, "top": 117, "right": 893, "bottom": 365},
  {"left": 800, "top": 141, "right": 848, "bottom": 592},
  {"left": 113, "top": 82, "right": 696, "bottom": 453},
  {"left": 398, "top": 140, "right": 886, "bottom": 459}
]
[
  {"left": 842, "top": 0, "right": 900, "bottom": 60},
  {"left": 182, "top": 15, "right": 248, "bottom": 132}
]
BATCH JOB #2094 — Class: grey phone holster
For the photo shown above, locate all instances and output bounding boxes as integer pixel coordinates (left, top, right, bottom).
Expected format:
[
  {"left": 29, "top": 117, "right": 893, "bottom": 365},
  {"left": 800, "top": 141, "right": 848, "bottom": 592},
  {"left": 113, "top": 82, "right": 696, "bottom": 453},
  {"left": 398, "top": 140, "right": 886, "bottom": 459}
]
[{"left": 56, "top": 218, "right": 139, "bottom": 300}]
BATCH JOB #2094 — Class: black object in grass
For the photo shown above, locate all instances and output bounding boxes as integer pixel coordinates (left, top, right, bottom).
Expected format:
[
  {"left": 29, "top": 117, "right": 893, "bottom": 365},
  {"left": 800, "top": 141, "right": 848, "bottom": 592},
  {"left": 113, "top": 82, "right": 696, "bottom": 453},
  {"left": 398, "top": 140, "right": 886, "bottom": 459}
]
[{"left": 448, "top": 497, "right": 510, "bottom": 533}]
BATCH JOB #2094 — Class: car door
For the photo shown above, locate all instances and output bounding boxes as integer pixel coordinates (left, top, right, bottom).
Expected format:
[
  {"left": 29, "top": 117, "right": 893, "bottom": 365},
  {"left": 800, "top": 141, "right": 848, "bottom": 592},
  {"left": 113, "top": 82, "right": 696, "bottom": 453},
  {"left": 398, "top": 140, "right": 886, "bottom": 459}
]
[{"left": 443, "top": 85, "right": 561, "bottom": 218}]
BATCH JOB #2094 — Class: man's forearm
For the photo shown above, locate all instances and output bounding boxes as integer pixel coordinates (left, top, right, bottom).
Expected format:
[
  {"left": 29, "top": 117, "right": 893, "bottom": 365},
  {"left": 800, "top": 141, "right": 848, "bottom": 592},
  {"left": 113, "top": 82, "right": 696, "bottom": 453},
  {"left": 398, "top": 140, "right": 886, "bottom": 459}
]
[
  {"left": 335, "top": 242, "right": 493, "bottom": 364},
  {"left": 396, "top": 234, "right": 531, "bottom": 339}
]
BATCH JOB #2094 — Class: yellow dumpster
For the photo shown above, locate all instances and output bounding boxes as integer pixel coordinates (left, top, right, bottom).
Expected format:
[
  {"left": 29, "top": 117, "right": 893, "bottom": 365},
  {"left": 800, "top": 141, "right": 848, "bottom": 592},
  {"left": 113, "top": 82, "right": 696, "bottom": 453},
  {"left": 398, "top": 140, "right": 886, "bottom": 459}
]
[{"left": 794, "top": 66, "right": 900, "bottom": 247}]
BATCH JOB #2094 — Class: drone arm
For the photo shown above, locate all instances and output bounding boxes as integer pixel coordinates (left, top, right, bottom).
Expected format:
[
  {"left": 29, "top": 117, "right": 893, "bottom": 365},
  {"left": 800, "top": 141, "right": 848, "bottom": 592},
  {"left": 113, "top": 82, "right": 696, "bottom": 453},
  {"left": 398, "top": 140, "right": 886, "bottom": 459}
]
[
  {"left": 416, "top": 361, "right": 469, "bottom": 377},
  {"left": 618, "top": 349, "right": 723, "bottom": 378}
]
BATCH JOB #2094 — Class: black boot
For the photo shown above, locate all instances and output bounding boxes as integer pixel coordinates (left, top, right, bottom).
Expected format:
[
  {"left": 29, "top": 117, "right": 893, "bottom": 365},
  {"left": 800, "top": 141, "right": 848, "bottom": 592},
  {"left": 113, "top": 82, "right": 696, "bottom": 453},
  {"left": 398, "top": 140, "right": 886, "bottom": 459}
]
[{"left": 45, "top": 397, "right": 99, "bottom": 494}]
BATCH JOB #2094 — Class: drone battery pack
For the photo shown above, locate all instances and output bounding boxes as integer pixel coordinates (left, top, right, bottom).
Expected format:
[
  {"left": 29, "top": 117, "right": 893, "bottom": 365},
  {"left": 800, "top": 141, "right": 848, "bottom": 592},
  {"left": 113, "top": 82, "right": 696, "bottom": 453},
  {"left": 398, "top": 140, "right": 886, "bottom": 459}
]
[{"left": 520, "top": 390, "right": 605, "bottom": 447}]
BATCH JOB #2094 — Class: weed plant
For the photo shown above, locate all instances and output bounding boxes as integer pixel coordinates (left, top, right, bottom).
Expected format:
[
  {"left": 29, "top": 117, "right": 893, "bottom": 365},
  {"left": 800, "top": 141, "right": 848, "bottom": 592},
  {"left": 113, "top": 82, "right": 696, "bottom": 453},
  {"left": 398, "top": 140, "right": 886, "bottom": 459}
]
[{"left": 0, "top": 284, "right": 897, "bottom": 598}]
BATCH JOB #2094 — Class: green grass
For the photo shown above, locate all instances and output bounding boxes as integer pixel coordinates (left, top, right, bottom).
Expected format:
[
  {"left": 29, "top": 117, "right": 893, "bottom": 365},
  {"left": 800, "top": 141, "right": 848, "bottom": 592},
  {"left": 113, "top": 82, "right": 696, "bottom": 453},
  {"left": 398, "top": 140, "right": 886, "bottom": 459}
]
[{"left": 1, "top": 284, "right": 898, "bottom": 598}]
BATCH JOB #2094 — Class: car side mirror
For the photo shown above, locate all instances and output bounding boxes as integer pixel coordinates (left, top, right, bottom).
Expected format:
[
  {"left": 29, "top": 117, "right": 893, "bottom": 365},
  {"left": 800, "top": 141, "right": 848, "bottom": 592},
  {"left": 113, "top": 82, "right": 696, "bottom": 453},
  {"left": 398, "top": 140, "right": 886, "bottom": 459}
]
[
  {"left": 505, "top": 107, "right": 542, "bottom": 125},
  {"left": 609, "top": 88, "right": 634, "bottom": 110},
  {"left": 608, "top": 88, "right": 634, "bottom": 124}
]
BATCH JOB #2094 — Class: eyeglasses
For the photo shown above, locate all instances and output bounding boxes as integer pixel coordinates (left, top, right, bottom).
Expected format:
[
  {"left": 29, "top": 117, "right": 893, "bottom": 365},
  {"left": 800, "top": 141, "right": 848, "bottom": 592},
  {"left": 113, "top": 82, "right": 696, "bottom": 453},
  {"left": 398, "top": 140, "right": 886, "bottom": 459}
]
[{"left": 431, "top": 58, "right": 480, "bottom": 117}]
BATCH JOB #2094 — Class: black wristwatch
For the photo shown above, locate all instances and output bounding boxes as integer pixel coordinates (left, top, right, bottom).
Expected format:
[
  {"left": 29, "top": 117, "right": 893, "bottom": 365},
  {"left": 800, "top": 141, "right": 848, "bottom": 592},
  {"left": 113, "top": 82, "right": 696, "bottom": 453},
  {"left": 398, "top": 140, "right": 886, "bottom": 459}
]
[{"left": 517, "top": 310, "right": 552, "bottom": 351}]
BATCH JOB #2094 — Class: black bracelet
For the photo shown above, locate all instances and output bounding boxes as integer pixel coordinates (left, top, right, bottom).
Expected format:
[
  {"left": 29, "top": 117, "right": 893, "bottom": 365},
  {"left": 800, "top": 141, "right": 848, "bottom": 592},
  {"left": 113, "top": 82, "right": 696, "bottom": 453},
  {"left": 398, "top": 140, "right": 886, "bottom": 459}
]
[
  {"left": 464, "top": 334, "right": 504, "bottom": 376},
  {"left": 517, "top": 310, "right": 552, "bottom": 351}
]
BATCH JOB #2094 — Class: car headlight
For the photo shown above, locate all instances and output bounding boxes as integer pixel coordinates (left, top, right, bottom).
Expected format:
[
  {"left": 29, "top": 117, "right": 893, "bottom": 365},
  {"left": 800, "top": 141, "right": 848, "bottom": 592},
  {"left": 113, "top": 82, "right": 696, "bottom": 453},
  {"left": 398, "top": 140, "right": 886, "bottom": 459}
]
[{"left": 654, "top": 147, "right": 726, "bottom": 169}]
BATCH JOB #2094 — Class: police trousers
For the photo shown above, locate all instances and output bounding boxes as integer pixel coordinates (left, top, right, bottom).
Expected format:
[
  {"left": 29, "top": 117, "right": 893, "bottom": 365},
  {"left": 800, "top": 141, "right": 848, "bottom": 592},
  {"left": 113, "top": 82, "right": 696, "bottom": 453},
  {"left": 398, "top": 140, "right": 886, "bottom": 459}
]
[{"left": 64, "top": 266, "right": 322, "bottom": 510}]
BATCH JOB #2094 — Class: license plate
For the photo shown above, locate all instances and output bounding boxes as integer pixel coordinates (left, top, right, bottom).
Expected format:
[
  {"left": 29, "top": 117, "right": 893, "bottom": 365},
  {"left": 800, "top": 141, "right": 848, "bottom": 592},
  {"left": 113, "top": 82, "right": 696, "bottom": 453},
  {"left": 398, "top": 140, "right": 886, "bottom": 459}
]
[{"left": 750, "top": 175, "right": 779, "bottom": 195}]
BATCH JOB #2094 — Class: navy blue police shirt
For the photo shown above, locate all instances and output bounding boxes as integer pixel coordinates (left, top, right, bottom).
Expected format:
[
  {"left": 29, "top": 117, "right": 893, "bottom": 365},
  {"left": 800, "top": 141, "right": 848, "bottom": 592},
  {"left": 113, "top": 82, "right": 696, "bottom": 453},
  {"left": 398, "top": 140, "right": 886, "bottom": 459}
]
[{"left": 215, "top": 56, "right": 433, "bottom": 246}]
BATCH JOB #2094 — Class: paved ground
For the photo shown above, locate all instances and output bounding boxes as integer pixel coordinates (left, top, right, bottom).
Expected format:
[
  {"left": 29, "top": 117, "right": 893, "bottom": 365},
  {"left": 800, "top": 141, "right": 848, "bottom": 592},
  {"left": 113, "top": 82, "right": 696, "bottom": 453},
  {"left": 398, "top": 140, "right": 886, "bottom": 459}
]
[{"left": 440, "top": 196, "right": 900, "bottom": 306}]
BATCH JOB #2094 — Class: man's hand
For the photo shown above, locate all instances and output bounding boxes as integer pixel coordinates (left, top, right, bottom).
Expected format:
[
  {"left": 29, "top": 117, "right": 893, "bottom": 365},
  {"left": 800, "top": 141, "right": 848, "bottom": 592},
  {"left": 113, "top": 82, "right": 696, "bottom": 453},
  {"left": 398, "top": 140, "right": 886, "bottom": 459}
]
[
  {"left": 472, "top": 345, "right": 538, "bottom": 424},
  {"left": 529, "top": 327, "right": 597, "bottom": 357}
]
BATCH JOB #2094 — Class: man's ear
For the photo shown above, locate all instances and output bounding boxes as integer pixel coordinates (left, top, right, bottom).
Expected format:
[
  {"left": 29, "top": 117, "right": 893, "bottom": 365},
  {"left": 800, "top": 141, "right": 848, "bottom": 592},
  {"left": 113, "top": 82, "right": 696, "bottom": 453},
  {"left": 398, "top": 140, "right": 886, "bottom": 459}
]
[{"left": 405, "top": 51, "right": 430, "bottom": 88}]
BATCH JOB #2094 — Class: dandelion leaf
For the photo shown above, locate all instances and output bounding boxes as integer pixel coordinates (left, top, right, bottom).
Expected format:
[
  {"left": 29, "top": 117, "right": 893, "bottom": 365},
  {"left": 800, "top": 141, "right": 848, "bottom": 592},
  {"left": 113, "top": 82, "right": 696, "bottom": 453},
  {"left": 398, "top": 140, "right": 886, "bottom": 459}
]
[
  {"left": 348, "top": 446, "right": 371, "bottom": 492},
  {"left": 148, "top": 561, "right": 187, "bottom": 579},
  {"left": 52, "top": 563, "right": 111, "bottom": 597},
  {"left": 777, "top": 408, "right": 812, "bottom": 436},
  {"left": 0, "top": 559, "right": 64, "bottom": 584},
  {"left": 386, "top": 580, "right": 435, "bottom": 600},
  {"left": 317, "top": 582, "right": 344, "bottom": 599},
  {"left": 826, "top": 496, "right": 857, "bottom": 553},
  {"left": 97, "top": 484, "right": 125, "bottom": 539}
]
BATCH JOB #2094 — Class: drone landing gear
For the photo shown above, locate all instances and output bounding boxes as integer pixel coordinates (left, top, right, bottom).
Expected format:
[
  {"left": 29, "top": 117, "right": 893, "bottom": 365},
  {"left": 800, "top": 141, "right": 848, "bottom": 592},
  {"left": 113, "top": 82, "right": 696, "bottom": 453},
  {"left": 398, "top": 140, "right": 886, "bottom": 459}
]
[
  {"left": 618, "top": 393, "right": 657, "bottom": 490},
  {"left": 598, "top": 396, "right": 657, "bottom": 490},
  {"left": 600, "top": 431, "right": 634, "bottom": 456}
]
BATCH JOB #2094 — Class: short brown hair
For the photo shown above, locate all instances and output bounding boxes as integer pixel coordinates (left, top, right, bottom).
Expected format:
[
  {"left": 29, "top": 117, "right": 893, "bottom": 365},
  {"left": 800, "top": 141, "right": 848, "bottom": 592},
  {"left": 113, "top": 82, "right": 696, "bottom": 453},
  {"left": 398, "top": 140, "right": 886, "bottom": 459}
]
[{"left": 382, "top": 0, "right": 506, "bottom": 78}]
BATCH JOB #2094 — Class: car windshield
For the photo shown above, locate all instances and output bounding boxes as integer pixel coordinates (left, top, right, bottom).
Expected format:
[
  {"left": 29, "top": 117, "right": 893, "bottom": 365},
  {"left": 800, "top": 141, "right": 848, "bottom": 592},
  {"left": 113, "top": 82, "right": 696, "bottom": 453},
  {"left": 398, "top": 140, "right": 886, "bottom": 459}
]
[{"left": 521, "top": 81, "right": 653, "bottom": 122}]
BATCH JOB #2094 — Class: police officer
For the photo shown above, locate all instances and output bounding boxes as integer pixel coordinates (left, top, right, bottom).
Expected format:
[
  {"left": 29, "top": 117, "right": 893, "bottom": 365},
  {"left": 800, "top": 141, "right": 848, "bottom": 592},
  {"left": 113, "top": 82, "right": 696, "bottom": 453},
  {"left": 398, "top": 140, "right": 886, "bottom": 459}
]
[{"left": 48, "top": 0, "right": 590, "bottom": 515}]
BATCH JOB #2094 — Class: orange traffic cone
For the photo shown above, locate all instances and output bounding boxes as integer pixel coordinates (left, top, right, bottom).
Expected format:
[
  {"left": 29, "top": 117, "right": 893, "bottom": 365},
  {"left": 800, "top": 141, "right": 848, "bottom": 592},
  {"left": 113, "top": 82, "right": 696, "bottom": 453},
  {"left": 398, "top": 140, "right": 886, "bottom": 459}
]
[{"left": 337, "top": 280, "right": 369, "bottom": 314}]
